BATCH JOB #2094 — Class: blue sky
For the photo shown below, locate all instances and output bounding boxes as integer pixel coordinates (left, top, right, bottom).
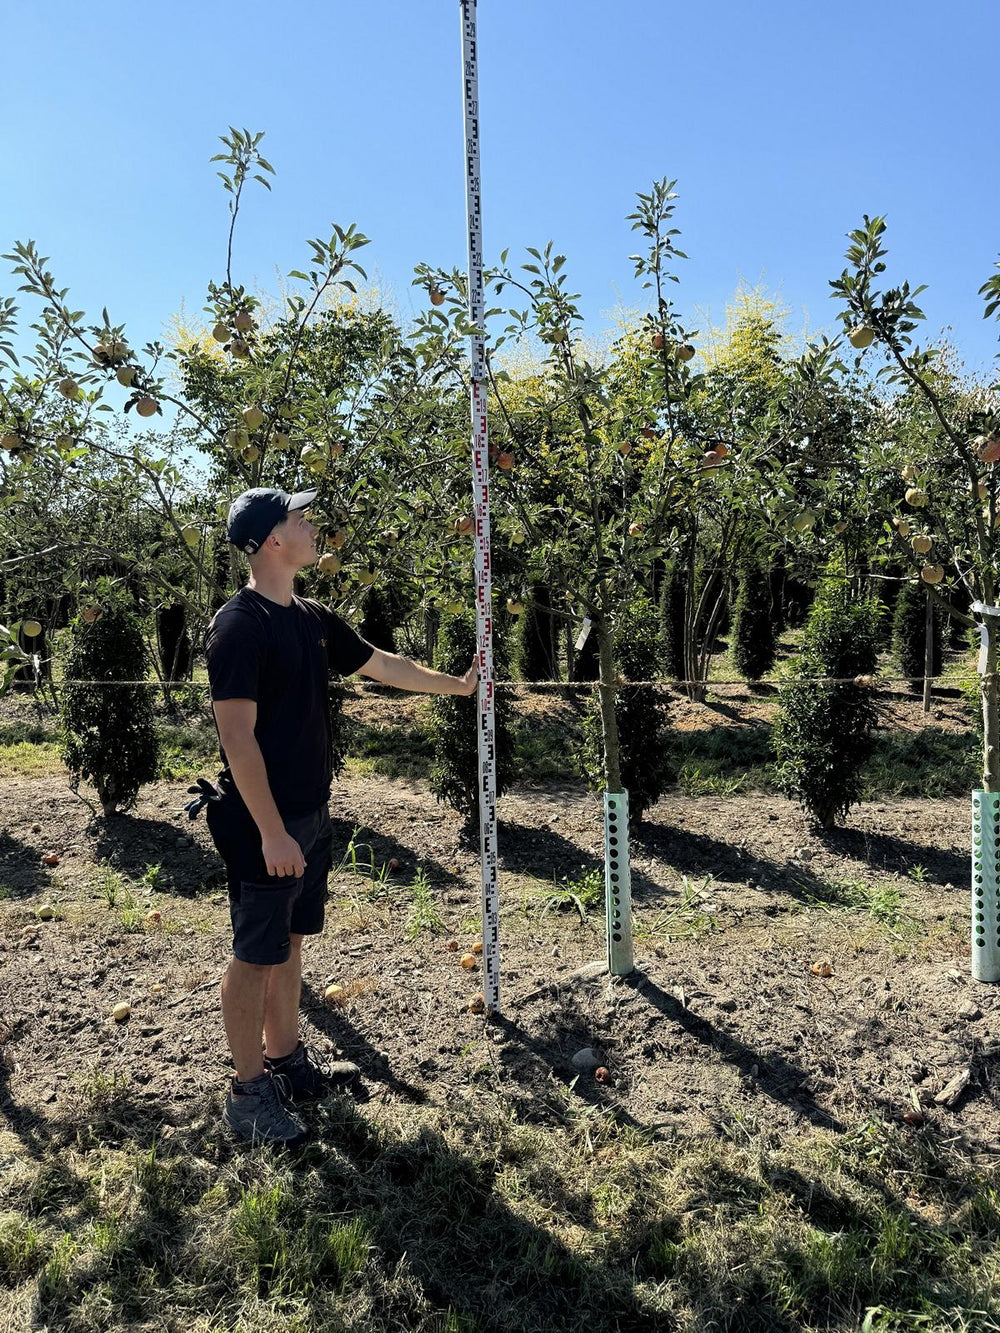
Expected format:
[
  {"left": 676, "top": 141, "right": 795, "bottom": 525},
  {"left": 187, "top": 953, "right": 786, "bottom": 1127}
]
[{"left": 3, "top": 0, "right": 998, "bottom": 377}]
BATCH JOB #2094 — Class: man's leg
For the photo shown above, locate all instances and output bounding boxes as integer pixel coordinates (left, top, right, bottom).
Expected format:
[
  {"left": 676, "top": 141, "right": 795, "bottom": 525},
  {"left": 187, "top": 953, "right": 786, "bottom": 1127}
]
[
  {"left": 221, "top": 956, "right": 271, "bottom": 1085},
  {"left": 263, "top": 933, "right": 304, "bottom": 1062}
]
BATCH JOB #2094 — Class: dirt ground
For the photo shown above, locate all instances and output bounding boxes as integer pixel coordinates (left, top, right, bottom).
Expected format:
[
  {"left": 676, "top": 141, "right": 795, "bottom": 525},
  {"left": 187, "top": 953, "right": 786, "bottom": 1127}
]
[{"left": 1, "top": 746, "right": 998, "bottom": 1160}]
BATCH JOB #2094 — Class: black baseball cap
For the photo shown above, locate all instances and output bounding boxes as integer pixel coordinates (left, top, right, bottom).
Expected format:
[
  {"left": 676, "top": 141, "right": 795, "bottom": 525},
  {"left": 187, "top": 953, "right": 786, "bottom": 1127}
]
[{"left": 227, "top": 487, "right": 317, "bottom": 554}]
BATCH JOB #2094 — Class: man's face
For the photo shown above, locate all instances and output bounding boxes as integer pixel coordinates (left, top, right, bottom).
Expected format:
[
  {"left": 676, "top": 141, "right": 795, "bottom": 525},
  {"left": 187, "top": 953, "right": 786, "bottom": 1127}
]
[{"left": 271, "top": 508, "right": 319, "bottom": 568}]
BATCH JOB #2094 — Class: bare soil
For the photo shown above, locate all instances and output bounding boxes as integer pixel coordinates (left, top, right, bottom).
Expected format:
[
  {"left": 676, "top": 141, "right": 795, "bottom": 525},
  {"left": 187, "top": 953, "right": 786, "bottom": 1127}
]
[{"left": 1, "top": 753, "right": 998, "bottom": 1159}]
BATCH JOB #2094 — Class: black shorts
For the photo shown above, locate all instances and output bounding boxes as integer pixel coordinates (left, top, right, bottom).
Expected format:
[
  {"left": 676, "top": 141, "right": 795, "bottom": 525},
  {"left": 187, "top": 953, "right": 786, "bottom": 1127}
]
[{"left": 205, "top": 798, "right": 333, "bottom": 966}]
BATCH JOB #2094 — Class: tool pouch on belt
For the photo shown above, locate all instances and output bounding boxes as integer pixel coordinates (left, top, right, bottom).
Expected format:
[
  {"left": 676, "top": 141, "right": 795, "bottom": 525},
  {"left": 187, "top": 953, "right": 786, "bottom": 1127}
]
[{"left": 184, "top": 777, "right": 223, "bottom": 820}]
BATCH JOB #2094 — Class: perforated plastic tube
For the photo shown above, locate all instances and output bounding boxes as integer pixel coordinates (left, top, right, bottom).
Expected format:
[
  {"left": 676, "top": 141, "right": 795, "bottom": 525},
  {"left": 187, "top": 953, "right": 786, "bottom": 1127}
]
[
  {"left": 971, "top": 791, "right": 1000, "bottom": 983},
  {"left": 604, "top": 792, "right": 634, "bottom": 975}
]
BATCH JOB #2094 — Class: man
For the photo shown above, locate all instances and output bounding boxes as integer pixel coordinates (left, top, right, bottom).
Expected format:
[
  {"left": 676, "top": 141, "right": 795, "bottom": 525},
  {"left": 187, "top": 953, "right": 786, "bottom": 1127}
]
[{"left": 200, "top": 486, "right": 477, "bottom": 1146}]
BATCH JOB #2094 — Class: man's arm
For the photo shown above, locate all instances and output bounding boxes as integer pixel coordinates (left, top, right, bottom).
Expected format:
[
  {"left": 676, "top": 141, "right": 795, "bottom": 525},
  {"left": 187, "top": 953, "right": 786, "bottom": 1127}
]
[
  {"left": 213, "top": 699, "right": 306, "bottom": 878},
  {"left": 357, "top": 648, "right": 478, "bottom": 696}
]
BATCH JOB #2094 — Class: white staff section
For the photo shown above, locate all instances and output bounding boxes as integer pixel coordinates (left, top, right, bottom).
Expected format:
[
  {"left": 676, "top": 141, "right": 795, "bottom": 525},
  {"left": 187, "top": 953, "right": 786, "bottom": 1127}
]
[{"left": 461, "top": 0, "right": 500, "bottom": 1012}]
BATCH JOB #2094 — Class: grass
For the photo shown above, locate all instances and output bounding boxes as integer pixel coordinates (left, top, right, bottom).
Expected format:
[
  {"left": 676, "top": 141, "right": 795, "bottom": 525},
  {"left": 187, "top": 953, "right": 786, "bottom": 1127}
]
[
  {"left": 3, "top": 1099, "right": 998, "bottom": 1332},
  {"left": 635, "top": 874, "right": 720, "bottom": 943}
]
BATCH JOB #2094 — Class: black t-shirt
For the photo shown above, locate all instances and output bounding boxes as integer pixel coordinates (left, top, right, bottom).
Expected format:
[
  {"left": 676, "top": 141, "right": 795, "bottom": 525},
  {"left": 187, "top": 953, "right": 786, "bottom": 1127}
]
[{"left": 205, "top": 587, "right": 375, "bottom": 816}]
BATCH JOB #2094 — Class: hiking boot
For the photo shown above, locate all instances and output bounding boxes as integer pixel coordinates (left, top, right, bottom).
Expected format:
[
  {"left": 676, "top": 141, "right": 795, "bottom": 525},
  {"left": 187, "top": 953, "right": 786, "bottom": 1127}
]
[
  {"left": 264, "top": 1041, "right": 360, "bottom": 1104},
  {"left": 223, "top": 1071, "right": 309, "bottom": 1146}
]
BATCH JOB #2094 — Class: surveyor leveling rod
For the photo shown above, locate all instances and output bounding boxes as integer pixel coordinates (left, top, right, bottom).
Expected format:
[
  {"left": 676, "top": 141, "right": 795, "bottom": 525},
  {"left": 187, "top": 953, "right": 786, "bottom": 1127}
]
[{"left": 460, "top": 0, "right": 501, "bottom": 1013}]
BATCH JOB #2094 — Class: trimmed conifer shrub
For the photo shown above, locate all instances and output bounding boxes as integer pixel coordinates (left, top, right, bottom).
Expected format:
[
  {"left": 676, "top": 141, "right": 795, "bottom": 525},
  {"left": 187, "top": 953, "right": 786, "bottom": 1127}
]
[
  {"left": 578, "top": 598, "right": 671, "bottom": 821},
  {"left": 773, "top": 568, "right": 881, "bottom": 830},
  {"left": 428, "top": 612, "right": 514, "bottom": 820},
  {"left": 61, "top": 598, "right": 159, "bottom": 817},
  {"left": 359, "top": 588, "right": 397, "bottom": 653},
  {"left": 516, "top": 584, "right": 558, "bottom": 681},
  {"left": 732, "top": 562, "right": 776, "bottom": 683},
  {"left": 892, "top": 580, "right": 941, "bottom": 695},
  {"left": 659, "top": 563, "right": 685, "bottom": 680}
]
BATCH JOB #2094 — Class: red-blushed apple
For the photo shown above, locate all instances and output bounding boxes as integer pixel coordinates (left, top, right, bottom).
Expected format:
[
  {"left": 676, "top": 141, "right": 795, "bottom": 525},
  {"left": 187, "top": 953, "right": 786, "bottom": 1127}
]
[
  {"left": 497, "top": 452, "right": 514, "bottom": 471},
  {"left": 430, "top": 287, "right": 445, "bottom": 306}
]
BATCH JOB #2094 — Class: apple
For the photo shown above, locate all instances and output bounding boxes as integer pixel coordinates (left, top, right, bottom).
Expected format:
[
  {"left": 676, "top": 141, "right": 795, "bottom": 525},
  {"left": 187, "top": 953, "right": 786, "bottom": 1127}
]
[
  {"left": 446, "top": 939, "right": 459, "bottom": 952},
  {"left": 242, "top": 406, "right": 265, "bottom": 431},
  {"left": 791, "top": 511, "right": 817, "bottom": 533},
  {"left": 549, "top": 326, "right": 568, "bottom": 344},
  {"left": 330, "top": 529, "right": 348, "bottom": 549},
  {"left": 82, "top": 605, "right": 101, "bottom": 624},
  {"left": 595, "top": 1067, "right": 612, "bottom": 1084},
  {"left": 713, "top": 443, "right": 730, "bottom": 457},
  {"left": 652, "top": 331, "right": 664, "bottom": 351},
  {"left": 976, "top": 435, "right": 1000, "bottom": 464},
  {"left": 329, "top": 442, "right": 345, "bottom": 458},
  {"left": 241, "top": 444, "right": 260, "bottom": 464},
  {"left": 460, "top": 953, "right": 477, "bottom": 970},
  {"left": 116, "top": 365, "right": 137, "bottom": 387},
  {"left": 272, "top": 431, "right": 291, "bottom": 449},
  {"left": 181, "top": 524, "right": 200, "bottom": 548},
  {"left": 901, "top": 464, "right": 918, "bottom": 482},
  {"left": 317, "top": 553, "right": 341, "bottom": 575},
  {"left": 977, "top": 481, "right": 989, "bottom": 501},
  {"left": 892, "top": 516, "right": 910, "bottom": 537},
  {"left": 921, "top": 564, "right": 944, "bottom": 585},
  {"left": 324, "top": 984, "right": 346, "bottom": 1005},
  {"left": 93, "top": 339, "right": 128, "bottom": 366},
  {"left": 833, "top": 521, "right": 847, "bottom": 534},
  {"left": 506, "top": 598, "right": 525, "bottom": 615},
  {"left": 511, "top": 531, "right": 525, "bottom": 545},
  {"left": 641, "top": 426, "right": 657, "bottom": 440},
  {"left": 58, "top": 377, "right": 80, "bottom": 399},
  {"left": 1, "top": 432, "right": 24, "bottom": 452},
  {"left": 618, "top": 441, "right": 633, "bottom": 456},
  {"left": 230, "top": 338, "right": 251, "bottom": 359},
  {"left": 848, "top": 324, "right": 875, "bottom": 349},
  {"left": 904, "top": 487, "right": 928, "bottom": 508},
  {"left": 112, "top": 1002, "right": 131, "bottom": 1022},
  {"left": 22, "top": 620, "right": 42, "bottom": 637},
  {"left": 496, "top": 452, "right": 514, "bottom": 471},
  {"left": 456, "top": 515, "right": 474, "bottom": 535},
  {"left": 225, "top": 427, "right": 251, "bottom": 451},
  {"left": 628, "top": 521, "right": 644, "bottom": 537},
  {"left": 471, "top": 941, "right": 483, "bottom": 955},
  {"left": 469, "top": 995, "right": 486, "bottom": 1014},
  {"left": 430, "top": 287, "right": 445, "bottom": 306},
  {"left": 356, "top": 569, "right": 376, "bottom": 585},
  {"left": 700, "top": 450, "right": 723, "bottom": 471},
  {"left": 911, "top": 534, "right": 932, "bottom": 555},
  {"left": 146, "top": 910, "right": 161, "bottom": 925},
  {"left": 675, "top": 343, "right": 696, "bottom": 362},
  {"left": 810, "top": 960, "right": 833, "bottom": 978},
  {"left": 41, "top": 852, "right": 60, "bottom": 866},
  {"left": 233, "top": 309, "right": 254, "bottom": 333},
  {"left": 37, "top": 904, "right": 55, "bottom": 920},
  {"left": 212, "top": 322, "right": 230, "bottom": 344},
  {"left": 55, "top": 434, "right": 75, "bottom": 451},
  {"left": 300, "top": 445, "right": 327, "bottom": 475},
  {"left": 135, "top": 397, "right": 158, "bottom": 418}
]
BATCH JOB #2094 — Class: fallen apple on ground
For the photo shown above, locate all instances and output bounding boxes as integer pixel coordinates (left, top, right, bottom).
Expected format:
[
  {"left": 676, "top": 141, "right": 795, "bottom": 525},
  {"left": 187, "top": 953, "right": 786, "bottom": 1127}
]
[
  {"left": 112, "top": 1002, "right": 131, "bottom": 1022},
  {"left": 446, "top": 940, "right": 459, "bottom": 952},
  {"left": 41, "top": 852, "right": 60, "bottom": 867},
  {"left": 810, "top": 961, "right": 834, "bottom": 978},
  {"left": 37, "top": 904, "right": 55, "bottom": 921},
  {"left": 460, "top": 953, "right": 477, "bottom": 970},
  {"left": 324, "top": 985, "right": 346, "bottom": 1005}
]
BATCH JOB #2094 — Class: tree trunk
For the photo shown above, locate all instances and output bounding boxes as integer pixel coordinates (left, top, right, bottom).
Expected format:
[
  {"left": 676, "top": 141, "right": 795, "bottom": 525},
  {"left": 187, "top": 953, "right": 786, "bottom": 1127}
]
[
  {"left": 595, "top": 613, "right": 623, "bottom": 793},
  {"left": 982, "top": 614, "right": 1000, "bottom": 792},
  {"left": 922, "top": 590, "right": 934, "bottom": 715}
]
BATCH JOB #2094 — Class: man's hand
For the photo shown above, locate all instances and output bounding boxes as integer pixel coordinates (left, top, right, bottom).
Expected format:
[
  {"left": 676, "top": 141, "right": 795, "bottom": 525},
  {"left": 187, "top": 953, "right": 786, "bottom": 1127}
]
[
  {"left": 261, "top": 830, "right": 307, "bottom": 878},
  {"left": 457, "top": 656, "right": 480, "bottom": 696}
]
